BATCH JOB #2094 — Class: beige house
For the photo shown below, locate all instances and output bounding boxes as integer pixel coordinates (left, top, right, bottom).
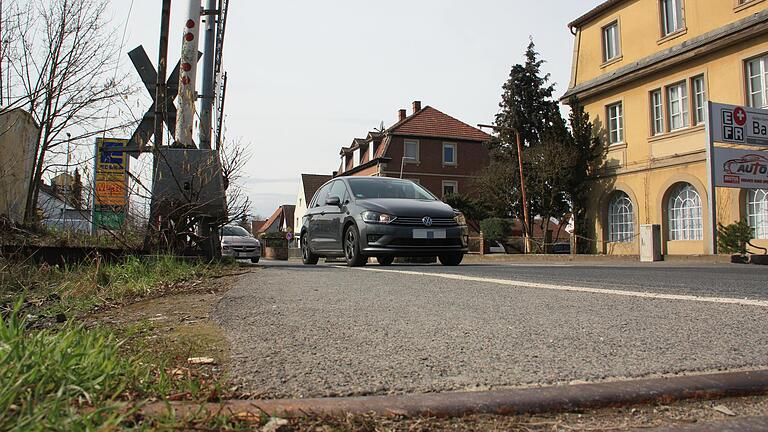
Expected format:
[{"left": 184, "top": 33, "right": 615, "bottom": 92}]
[
  {"left": 563, "top": 0, "right": 768, "bottom": 255},
  {"left": 0, "top": 109, "right": 39, "bottom": 223}
]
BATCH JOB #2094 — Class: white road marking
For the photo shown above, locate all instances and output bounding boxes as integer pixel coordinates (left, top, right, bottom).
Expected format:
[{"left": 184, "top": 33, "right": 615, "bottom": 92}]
[{"left": 356, "top": 267, "right": 768, "bottom": 308}]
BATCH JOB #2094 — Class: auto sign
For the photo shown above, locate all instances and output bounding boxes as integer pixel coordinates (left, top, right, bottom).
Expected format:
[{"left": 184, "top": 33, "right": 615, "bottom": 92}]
[{"left": 714, "top": 147, "right": 768, "bottom": 188}]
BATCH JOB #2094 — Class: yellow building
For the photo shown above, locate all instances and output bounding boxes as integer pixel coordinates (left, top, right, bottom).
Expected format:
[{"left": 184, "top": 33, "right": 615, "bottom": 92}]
[{"left": 563, "top": 0, "right": 768, "bottom": 255}]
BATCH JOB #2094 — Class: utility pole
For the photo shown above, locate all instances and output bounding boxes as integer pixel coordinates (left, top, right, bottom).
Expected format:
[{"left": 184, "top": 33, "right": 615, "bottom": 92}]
[
  {"left": 144, "top": 0, "right": 172, "bottom": 251},
  {"left": 515, "top": 131, "right": 531, "bottom": 254},
  {"left": 478, "top": 124, "right": 531, "bottom": 254},
  {"left": 199, "top": 0, "right": 216, "bottom": 150}
]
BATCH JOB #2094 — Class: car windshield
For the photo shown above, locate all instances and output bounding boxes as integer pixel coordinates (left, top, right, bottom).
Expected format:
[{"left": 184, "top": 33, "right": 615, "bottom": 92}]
[
  {"left": 221, "top": 226, "right": 250, "bottom": 236},
  {"left": 347, "top": 178, "right": 437, "bottom": 200}
]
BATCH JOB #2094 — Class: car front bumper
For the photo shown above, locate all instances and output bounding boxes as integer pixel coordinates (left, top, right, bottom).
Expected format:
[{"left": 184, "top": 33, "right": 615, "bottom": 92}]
[
  {"left": 359, "top": 223, "right": 468, "bottom": 256},
  {"left": 221, "top": 246, "right": 261, "bottom": 259}
]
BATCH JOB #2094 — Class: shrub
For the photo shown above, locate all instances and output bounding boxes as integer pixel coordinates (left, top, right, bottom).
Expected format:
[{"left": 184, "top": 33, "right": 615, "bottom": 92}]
[
  {"left": 480, "top": 218, "right": 511, "bottom": 244},
  {"left": 717, "top": 220, "right": 753, "bottom": 255}
]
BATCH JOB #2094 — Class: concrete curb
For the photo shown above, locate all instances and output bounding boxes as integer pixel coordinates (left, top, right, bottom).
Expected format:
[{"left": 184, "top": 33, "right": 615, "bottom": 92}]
[{"left": 143, "top": 370, "right": 768, "bottom": 419}]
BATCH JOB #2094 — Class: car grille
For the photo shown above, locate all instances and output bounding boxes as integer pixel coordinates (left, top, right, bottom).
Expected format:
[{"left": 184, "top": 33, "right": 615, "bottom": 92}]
[
  {"left": 232, "top": 246, "right": 258, "bottom": 252},
  {"left": 388, "top": 238, "right": 463, "bottom": 247},
  {"left": 390, "top": 217, "right": 457, "bottom": 227}
]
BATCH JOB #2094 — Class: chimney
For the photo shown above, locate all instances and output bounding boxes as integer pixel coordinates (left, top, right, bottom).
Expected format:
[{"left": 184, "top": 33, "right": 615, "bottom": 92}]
[
  {"left": 398, "top": 109, "right": 407, "bottom": 121},
  {"left": 412, "top": 100, "right": 422, "bottom": 113}
]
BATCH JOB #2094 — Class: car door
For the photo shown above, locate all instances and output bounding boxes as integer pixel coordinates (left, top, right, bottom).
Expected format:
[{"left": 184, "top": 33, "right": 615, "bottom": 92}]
[
  {"left": 325, "top": 180, "right": 350, "bottom": 252},
  {"left": 306, "top": 183, "right": 331, "bottom": 251}
]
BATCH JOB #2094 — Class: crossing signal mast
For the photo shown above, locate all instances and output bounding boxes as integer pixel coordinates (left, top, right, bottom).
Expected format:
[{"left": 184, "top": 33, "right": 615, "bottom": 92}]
[{"left": 136, "top": 0, "right": 231, "bottom": 258}]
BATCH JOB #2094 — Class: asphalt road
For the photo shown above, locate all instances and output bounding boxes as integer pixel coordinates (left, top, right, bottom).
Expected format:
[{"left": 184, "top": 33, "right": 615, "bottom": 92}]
[{"left": 213, "top": 260, "right": 768, "bottom": 398}]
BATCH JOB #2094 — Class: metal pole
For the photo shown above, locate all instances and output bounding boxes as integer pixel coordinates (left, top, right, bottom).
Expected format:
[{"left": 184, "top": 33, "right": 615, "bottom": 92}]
[
  {"left": 0, "top": 0, "right": 4, "bottom": 107},
  {"left": 155, "top": 0, "right": 171, "bottom": 152},
  {"left": 516, "top": 131, "right": 531, "bottom": 254},
  {"left": 175, "top": 0, "right": 201, "bottom": 148},
  {"left": 705, "top": 101, "right": 718, "bottom": 255},
  {"left": 199, "top": 0, "right": 216, "bottom": 150}
]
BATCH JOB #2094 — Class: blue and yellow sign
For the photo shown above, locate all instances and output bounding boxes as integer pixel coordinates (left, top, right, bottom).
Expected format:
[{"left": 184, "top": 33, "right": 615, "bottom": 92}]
[{"left": 93, "top": 138, "right": 129, "bottom": 230}]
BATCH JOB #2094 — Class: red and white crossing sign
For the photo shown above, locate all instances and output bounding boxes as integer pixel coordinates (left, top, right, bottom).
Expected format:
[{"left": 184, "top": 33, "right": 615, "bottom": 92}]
[{"left": 711, "top": 102, "right": 768, "bottom": 146}]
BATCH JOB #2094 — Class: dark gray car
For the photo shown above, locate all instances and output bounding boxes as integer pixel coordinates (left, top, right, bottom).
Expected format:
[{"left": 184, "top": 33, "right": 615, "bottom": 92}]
[{"left": 300, "top": 177, "right": 468, "bottom": 267}]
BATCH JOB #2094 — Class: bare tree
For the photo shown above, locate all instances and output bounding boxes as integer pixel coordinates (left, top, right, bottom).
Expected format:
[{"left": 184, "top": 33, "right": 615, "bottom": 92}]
[{"left": 3, "top": 0, "right": 135, "bottom": 224}]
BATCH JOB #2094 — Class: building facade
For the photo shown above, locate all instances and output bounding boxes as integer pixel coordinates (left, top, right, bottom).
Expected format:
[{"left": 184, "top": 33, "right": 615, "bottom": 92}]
[
  {"left": 335, "top": 101, "right": 491, "bottom": 200},
  {"left": 563, "top": 0, "right": 768, "bottom": 255}
]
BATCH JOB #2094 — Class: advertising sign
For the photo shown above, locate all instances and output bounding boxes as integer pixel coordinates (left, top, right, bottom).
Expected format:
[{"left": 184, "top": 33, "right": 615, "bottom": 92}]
[
  {"left": 711, "top": 102, "right": 768, "bottom": 146},
  {"left": 714, "top": 147, "right": 768, "bottom": 188},
  {"left": 93, "top": 138, "right": 129, "bottom": 230}
]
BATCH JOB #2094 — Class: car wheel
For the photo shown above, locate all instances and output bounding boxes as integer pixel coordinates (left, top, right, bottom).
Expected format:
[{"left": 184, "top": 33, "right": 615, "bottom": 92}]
[
  {"left": 250, "top": 257, "right": 260, "bottom": 264},
  {"left": 301, "top": 234, "right": 319, "bottom": 265},
  {"left": 343, "top": 225, "right": 366, "bottom": 267},
  {"left": 377, "top": 256, "right": 394, "bottom": 266},
  {"left": 438, "top": 253, "right": 463, "bottom": 266}
]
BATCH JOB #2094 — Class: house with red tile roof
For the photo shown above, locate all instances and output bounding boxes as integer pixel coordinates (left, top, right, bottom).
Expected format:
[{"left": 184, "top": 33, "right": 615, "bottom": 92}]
[
  {"left": 256, "top": 205, "right": 296, "bottom": 234},
  {"left": 335, "top": 101, "right": 491, "bottom": 200}
]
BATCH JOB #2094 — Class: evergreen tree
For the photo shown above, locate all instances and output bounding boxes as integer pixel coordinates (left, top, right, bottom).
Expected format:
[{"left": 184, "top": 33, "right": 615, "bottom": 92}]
[
  {"left": 71, "top": 168, "right": 83, "bottom": 210},
  {"left": 486, "top": 40, "right": 571, "bottom": 241}
]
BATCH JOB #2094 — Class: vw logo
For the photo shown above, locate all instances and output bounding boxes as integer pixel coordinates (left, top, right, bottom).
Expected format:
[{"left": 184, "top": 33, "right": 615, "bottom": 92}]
[{"left": 422, "top": 216, "right": 433, "bottom": 227}]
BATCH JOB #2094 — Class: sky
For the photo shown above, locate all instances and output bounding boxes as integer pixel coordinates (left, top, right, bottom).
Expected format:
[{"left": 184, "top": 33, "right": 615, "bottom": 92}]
[{"left": 112, "top": 0, "right": 604, "bottom": 219}]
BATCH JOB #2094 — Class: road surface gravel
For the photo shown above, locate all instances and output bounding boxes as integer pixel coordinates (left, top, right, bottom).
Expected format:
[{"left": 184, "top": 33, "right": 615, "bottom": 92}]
[{"left": 213, "top": 262, "right": 768, "bottom": 398}]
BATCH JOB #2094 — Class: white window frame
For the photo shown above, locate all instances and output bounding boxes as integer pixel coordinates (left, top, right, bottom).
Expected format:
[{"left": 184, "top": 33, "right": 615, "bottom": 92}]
[
  {"left": 668, "top": 183, "right": 703, "bottom": 241},
  {"left": 607, "top": 102, "right": 624, "bottom": 144},
  {"left": 660, "top": 0, "right": 684, "bottom": 37},
  {"left": 746, "top": 55, "right": 768, "bottom": 109},
  {"left": 747, "top": 189, "right": 768, "bottom": 240},
  {"left": 667, "top": 81, "right": 689, "bottom": 131},
  {"left": 602, "top": 21, "right": 620, "bottom": 63},
  {"left": 404, "top": 139, "right": 420, "bottom": 163},
  {"left": 442, "top": 142, "right": 457, "bottom": 165},
  {"left": 442, "top": 180, "right": 458, "bottom": 198},
  {"left": 651, "top": 89, "right": 664, "bottom": 136},
  {"left": 608, "top": 192, "right": 634, "bottom": 243},
  {"left": 692, "top": 75, "right": 706, "bottom": 126}
]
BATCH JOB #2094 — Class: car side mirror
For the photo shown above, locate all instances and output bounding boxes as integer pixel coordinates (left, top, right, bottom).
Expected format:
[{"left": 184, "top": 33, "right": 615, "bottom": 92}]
[{"left": 326, "top": 196, "right": 341, "bottom": 207}]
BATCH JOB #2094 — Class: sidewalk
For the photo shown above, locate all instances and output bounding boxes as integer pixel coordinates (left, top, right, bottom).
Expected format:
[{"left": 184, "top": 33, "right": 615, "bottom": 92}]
[{"left": 463, "top": 253, "right": 733, "bottom": 265}]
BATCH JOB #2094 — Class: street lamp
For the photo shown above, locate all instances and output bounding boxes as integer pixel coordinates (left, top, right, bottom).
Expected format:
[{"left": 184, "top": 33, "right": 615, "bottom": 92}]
[{"left": 400, "top": 156, "right": 416, "bottom": 179}]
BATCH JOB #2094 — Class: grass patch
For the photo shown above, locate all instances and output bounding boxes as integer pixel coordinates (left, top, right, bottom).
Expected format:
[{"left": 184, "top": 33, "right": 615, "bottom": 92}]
[
  {"left": 0, "top": 255, "right": 233, "bottom": 320},
  {"left": 0, "top": 302, "right": 254, "bottom": 431}
]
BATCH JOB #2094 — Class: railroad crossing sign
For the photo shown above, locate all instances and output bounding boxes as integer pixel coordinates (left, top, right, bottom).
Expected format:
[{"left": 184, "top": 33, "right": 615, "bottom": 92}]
[{"left": 126, "top": 46, "right": 202, "bottom": 153}]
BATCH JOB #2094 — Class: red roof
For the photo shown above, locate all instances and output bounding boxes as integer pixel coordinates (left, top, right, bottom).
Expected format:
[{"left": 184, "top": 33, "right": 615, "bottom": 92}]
[{"left": 390, "top": 106, "right": 491, "bottom": 142}]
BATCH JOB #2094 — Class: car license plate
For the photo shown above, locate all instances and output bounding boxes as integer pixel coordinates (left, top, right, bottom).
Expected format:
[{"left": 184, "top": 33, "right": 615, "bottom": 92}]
[
  {"left": 233, "top": 252, "right": 240, "bottom": 257},
  {"left": 412, "top": 229, "right": 446, "bottom": 239}
]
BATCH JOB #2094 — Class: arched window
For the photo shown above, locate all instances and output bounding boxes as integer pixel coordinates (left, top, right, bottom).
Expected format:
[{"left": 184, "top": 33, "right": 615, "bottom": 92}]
[
  {"left": 608, "top": 192, "right": 634, "bottom": 242},
  {"left": 668, "top": 183, "right": 703, "bottom": 240},
  {"left": 747, "top": 189, "right": 768, "bottom": 239}
]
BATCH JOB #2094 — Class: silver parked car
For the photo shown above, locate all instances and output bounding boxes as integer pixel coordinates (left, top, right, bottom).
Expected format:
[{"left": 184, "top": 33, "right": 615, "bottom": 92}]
[
  {"left": 300, "top": 177, "right": 468, "bottom": 267},
  {"left": 220, "top": 225, "right": 261, "bottom": 263}
]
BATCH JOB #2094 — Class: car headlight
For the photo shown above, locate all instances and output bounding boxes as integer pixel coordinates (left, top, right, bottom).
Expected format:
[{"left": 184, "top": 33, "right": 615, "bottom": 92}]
[
  {"left": 254, "top": 240, "right": 260, "bottom": 247},
  {"left": 361, "top": 210, "right": 395, "bottom": 224},
  {"left": 454, "top": 211, "right": 467, "bottom": 226}
]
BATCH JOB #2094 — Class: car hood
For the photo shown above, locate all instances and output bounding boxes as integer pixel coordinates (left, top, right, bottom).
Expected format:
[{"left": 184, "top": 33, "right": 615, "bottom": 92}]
[
  {"left": 355, "top": 198, "right": 456, "bottom": 218},
  {"left": 221, "top": 235, "right": 260, "bottom": 246}
]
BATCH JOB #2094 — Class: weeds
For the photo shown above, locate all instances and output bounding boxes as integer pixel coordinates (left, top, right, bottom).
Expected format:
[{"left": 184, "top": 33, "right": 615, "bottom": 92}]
[
  {"left": 1, "top": 255, "right": 231, "bottom": 319},
  {"left": 0, "top": 301, "right": 255, "bottom": 431}
]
